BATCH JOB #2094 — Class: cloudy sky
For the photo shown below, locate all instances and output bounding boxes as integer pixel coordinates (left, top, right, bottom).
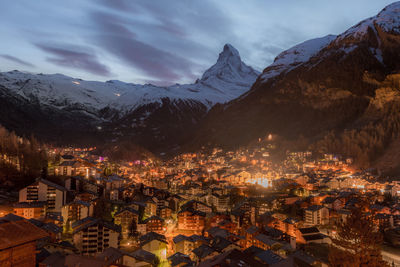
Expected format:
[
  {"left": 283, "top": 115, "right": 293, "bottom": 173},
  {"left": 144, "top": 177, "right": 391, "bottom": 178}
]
[{"left": 0, "top": 0, "right": 394, "bottom": 85}]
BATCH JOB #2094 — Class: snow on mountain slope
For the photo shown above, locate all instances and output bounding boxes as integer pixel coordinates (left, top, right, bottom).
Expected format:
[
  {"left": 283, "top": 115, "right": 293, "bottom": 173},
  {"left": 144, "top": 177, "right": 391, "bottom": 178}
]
[
  {"left": 261, "top": 35, "right": 337, "bottom": 82},
  {"left": 257, "top": 0, "right": 400, "bottom": 85},
  {"left": 337, "top": 1, "right": 400, "bottom": 42},
  {"left": 0, "top": 44, "right": 259, "bottom": 115}
]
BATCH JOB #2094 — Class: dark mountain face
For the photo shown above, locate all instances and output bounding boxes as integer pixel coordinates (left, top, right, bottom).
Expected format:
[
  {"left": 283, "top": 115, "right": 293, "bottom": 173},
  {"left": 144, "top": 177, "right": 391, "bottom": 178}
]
[
  {"left": 0, "top": 84, "right": 103, "bottom": 146},
  {"left": 194, "top": 2, "right": 400, "bottom": 171}
]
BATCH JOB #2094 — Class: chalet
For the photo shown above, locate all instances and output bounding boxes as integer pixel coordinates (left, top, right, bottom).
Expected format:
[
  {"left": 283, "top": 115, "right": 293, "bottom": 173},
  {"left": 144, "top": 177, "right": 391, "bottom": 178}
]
[
  {"left": 71, "top": 217, "right": 120, "bottom": 256},
  {"left": 0, "top": 219, "right": 48, "bottom": 267},
  {"left": 13, "top": 201, "right": 46, "bottom": 219},
  {"left": 114, "top": 207, "right": 140, "bottom": 240},
  {"left": 140, "top": 232, "right": 168, "bottom": 261},
  {"left": 177, "top": 207, "right": 206, "bottom": 232},
  {"left": 144, "top": 216, "right": 165, "bottom": 234},
  {"left": 173, "top": 234, "right": 208, "bottom": 257},
  {"left": 61, "top": 200, "right": 93, "bottom": 230}
]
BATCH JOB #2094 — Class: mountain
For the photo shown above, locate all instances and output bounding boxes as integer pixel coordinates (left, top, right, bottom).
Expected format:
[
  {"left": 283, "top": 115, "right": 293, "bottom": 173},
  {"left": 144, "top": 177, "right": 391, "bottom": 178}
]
[
  {"left": 195, "top": 2, "right": 400, "bottom": 172},
  {"left": 0, "top": 44, "right": 259, "bottom": 156}
]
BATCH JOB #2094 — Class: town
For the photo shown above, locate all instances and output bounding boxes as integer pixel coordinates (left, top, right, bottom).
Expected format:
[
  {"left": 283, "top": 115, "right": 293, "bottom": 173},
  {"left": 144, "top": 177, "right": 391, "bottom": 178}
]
[{"left": 1, "top": 137, "right": 399, "bottom": 267}]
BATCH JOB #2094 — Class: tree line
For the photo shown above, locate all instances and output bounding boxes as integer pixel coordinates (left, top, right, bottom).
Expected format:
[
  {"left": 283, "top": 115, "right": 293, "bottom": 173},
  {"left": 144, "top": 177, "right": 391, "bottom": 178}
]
[{"left": 0, "top": 125, "right": 47, "bottom": 189}]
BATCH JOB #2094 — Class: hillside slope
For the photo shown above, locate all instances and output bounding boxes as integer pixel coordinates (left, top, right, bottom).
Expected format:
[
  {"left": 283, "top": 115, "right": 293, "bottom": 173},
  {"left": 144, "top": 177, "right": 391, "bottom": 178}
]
[{"left": 194, "top": 2, "right": 400, "bottom": 171}]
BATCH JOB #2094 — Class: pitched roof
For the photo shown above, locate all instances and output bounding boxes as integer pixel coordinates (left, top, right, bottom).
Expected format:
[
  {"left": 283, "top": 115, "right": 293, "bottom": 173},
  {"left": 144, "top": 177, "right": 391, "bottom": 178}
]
[
  {"left": 114, "top": 207, "right": 139, "bottom": 217},
  {"left": 255, "top": 250, "right": 284, "bottom": 265},
  {"left": 13, "top": 201, "right": 47, "bottom": 208},
  {"left": 140, "top": 231, "right": 167, "bottom": 246},
  {"left": 64, "top": 254, "right": 108, "bottom": 267},
  {"left": 168, "top": 252, "right": 193, "bottom": 267},
  {"left": 39, "top": 178, "right": 67, "bottom": 192},
  {"left": 192, "top": 244, "right": 216, "bottom": 259},
  {"left": 305, "top": 205, "right": 325, "bottom": 212},
  {"left": 131, "top": 249, "right": 157, "bottom": 264},
  {"left": 0, "top": 220, "right": 48, "bottom": 250},
  {"left": 28, "top": 219, "right": 62, "bottom": 234},
  {"left": 255, "top": 234, "right": 279, "bottom": 247},
  {"left": 243, "top": 245, "right": 264, "bottom": 256},
  {"left": 59, "top": 160, "right": 79, "bottom": 167},
  {"left": 198, "top": 249, "right": 264, "bottom": 267},
  {"left": 173, "top": 234, "right": 190, "bottom": 244},
  {"left": 299, "top": 227, "right": 320, "bottom": 235},
  {"left": 303, "top": 233, "right": 328, "bottom": 241},
  {"left": 72, "top": 217, "right": 121, "bottom": 233},
  {"left": 66, "top": 200, "right": 91, "bottom": 207},
  {"left": 245, "top": 225, "right": 259, "bottom": 235},
  {"left": 96, "top": 247, "right": 124, "bottom": 264}
]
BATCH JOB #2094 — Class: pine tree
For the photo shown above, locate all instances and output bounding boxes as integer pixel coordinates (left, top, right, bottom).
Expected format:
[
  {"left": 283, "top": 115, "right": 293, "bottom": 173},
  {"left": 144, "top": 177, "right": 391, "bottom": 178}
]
[{"left": 329, "top": 207, "right": 389, "bottom": 267}]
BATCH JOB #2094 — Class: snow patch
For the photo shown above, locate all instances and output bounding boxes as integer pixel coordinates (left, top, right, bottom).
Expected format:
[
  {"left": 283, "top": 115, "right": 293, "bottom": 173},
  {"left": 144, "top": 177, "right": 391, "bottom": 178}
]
[{"left": 261, "top": 35, "right": 336, "bottom": 82}]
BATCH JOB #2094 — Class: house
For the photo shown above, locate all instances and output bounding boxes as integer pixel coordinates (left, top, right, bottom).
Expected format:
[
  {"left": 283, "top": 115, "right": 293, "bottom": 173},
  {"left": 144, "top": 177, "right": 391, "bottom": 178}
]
[
  {"left": 192, "top": 244, "right": 218, "bottom": 262},
  {"left": 210, "top": 236, "right": 241, "bottom": 252},
  {"left": 144, "top": 216, "right": 165, "bottom": 234},
  {"left": 173, "top": 234, "right": 208, "bottom": 258},
  {"left": 130, "top": 249, "right": 159, "bottom": 267},
  {"left": 177, "top": 207, "right": 206, "bottom": 232},
  {"left": 298, "top": 227, "right": 331, "bottom": 244},
  {"left": 71, "top": 217, "right": 120, "bottom": 256},
  {"left": 19, "top": 179, "right": 67, "bottom": 213},
  {"left": 214, "top": 194, "right": 230, "bottom": 212},
  {"left": 254, "top": 234, "right": 281, "bottom": 250},
  {"left": 391, "top": 184, "right": 400, "bottom": 197},
  {"left": 114, "top": 207, "right": 140, "bottom": 240},
  {"left": 278, "top": 217, "right": 300, "bottom": 237},
  {"left": 198, "top": 248, "right": 265, "bottom": 267},
  {"left": 29, "top": 219, "right": 62, "bottom": 242},
  {"left": 54, "top": 160, "right": 81, "bottom": 177},
  {"left": 322, "top": 197, "right": 345, "bottom": 211},
  {"left": 61, "top": 200, "right": 93, "bottom": 230},
  {"left": 304, "top": 205, "right": 329, "bottom": 226},
  {"left": 158, "top": 206, "right": 173, "bottom": 219},
  {"left": 13, "top": 201, "right": 46, "bottom": 219},
  {"left": 245, "top": 225, "right": 259, "bottom": 248},
  {"left": 181, "top": 200, "right": 212, "bottom": 214},
  {"left": 95, "top": 247, "right": 157, "bottom": 267},
  {"left": 254, "top": 249, "right": 285, "bottom": 266},
  {"left": 0, "top": 219, "right": 48, "bottom": 267},
  {"left": 144, "top": 199, "right": 158, "bottom": 217},
  {"left": 168, "top": 252, "right": 194, "bottom": 267},
  {"left": 140, "top": 232, "right": 168, "bottom": 261},
  {"left": 40, "top": 253, "right": 108, "bottom": 267}
]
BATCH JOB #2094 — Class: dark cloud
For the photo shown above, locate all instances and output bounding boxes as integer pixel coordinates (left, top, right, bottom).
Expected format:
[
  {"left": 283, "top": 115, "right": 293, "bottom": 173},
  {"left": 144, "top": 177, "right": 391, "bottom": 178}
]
[
  {"left": 0, "top": 54, "right": 35, "bottom": 67},
  {"left": 35, "top": 44, "right": 111, "bottom": 76},
  {"left": 90, "top": 12, "right": 198, "bottom": 83},
  {"left": 98, "top": 0, "right": 187, "bottom": 37}
]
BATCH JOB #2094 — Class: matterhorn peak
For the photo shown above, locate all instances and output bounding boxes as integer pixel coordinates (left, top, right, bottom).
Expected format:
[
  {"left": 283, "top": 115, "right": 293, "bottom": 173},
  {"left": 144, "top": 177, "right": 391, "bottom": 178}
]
[
  {"left": 201, "top": 44, "right": 259, "bottom": 82},
  {"left": 221, "top": 43, "right": 240, "bottom": 58}
]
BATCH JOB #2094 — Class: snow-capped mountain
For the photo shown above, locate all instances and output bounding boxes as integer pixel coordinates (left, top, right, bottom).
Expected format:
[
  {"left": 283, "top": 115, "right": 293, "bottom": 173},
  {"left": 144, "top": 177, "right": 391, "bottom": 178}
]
[
  {"left": 0, "top": 44, "right": 258, "bottom": 115},
  {"left": 0, "top": 44, "right": 259, "bottom": 155},
  {"left": 336, "top": 2, "right": 400, "bottom": 41},
  {"left": 260, "top": 35, "right": 337, "bottom": 82},
  {"left": 257, "top": 2, "right": 400, "bottom": 85},
  {"left": 195, "top": 1, "right": 400, "bottom": 174}
]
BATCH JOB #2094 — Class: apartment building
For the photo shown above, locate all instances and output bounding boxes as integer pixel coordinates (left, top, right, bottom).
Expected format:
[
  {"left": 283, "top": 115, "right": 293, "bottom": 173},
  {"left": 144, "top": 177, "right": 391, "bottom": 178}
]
[
  {"left": 19, "top": 179, "right": 67, "bottom": 213},
  {"left": 304, "top": 205, "right": 329, "bottom": 226},
  {"left": 72, "top": 217, "right": 120, "bottom": 256}
]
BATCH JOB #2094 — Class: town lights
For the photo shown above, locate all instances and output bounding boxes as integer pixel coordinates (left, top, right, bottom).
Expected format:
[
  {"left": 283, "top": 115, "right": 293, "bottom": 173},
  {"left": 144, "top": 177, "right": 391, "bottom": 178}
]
[{"left": 248, "top": 177, "right": 270, "bottom": 188}]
